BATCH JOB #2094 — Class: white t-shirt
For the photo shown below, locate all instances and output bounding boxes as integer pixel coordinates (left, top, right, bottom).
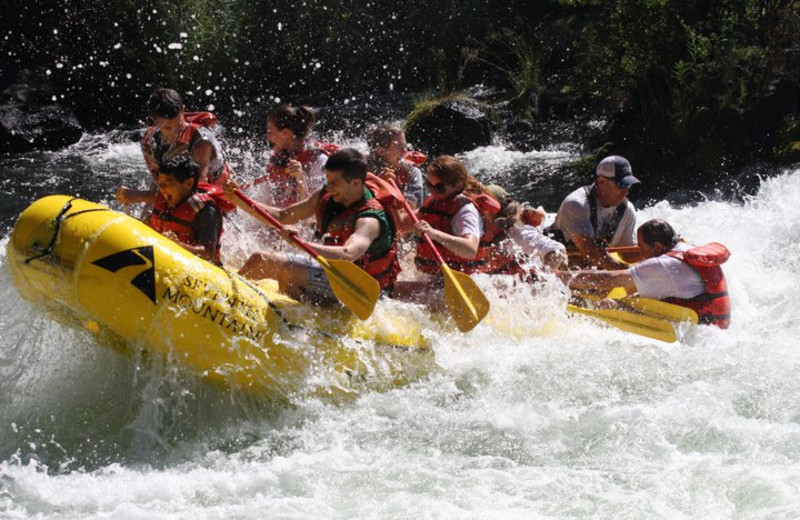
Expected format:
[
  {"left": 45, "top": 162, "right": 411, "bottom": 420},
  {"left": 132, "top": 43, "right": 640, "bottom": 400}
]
[
  {"left": 508, "top": 225, "right": 566, "bottom": 261},
  {"left": 451, "top": 202, "right": 483, "bottom": 239},
  {"left": 553, "top": 186, "right": 636, "bottom": 246},
  {"left": 629, "top": 243, "right": 705, "bottom": 299}
]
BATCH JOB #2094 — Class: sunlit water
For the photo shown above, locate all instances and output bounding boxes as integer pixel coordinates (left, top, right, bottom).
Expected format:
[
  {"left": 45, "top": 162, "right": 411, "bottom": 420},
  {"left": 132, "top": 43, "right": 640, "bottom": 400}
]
[{"left": 2, "top": 133, "right": 800, "bottom": 519}]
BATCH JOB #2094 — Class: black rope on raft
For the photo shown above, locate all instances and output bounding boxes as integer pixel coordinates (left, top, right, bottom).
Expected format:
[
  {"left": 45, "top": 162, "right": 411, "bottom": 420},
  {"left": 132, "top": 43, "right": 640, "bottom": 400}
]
[{"left": 23, "top": 198, "right": 110, "bottom": 265}]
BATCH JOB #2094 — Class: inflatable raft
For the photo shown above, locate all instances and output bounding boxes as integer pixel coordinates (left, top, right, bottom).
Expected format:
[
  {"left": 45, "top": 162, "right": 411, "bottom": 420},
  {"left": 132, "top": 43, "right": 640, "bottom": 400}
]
[{"left": 6, "top": 195, "right": 433, "bottom": 399}]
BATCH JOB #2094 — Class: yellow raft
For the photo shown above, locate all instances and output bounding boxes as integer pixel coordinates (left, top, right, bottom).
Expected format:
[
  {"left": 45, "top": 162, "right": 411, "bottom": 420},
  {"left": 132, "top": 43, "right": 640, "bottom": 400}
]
[{"left": 7, "top": 195, "right": 433, "bottom": 399}]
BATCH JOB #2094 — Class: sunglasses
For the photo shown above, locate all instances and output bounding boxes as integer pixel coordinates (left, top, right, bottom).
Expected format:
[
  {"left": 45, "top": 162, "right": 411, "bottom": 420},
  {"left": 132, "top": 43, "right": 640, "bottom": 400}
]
[{"left": 426, "top": 180, "right": 448, "bottom": 194}]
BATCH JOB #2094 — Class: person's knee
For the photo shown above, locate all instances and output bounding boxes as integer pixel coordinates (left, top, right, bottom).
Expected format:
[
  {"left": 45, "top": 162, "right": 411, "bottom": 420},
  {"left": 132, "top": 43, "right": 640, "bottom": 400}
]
[{"left": 239, "top": 250, "right": 281, "bottom": 278}]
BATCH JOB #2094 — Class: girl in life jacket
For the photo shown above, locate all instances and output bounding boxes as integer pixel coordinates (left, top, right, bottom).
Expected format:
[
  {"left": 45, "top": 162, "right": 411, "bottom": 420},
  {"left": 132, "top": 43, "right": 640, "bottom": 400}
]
[
  {"left": 411, "top": 156, "right": 501, "bottom": 276},
  {"left": 257, "top": 104, "right": 330, "bottom": 207},
  {"left": 117, "top": 88, "right": 231, "bottom": 207},
  {"left": 486, "top": 186, "right": 568, "bottom": 281},
  {"left": 366, "top": 124, "right": 425, "bottom": 209},
  {"left": 149, "top": 157, "right": 235, "bottom": 266}
]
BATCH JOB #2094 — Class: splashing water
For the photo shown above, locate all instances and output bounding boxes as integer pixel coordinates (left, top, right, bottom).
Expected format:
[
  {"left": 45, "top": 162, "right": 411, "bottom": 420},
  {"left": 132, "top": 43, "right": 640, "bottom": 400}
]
[{"left": 2, "top": 135, "right": 800, "bottom": 518}]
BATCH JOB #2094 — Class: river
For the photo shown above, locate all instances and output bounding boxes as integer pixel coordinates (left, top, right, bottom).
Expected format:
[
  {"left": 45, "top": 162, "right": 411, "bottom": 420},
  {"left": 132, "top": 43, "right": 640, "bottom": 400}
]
[{"left": 1, "top": 130, "right": 800, "bottom": 518}]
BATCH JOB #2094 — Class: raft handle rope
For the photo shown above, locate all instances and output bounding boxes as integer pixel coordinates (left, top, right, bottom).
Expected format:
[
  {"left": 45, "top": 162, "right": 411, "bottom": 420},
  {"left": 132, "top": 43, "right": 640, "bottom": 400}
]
[{"left": 24, "top": 198, "right": 110, "bottom": 265}]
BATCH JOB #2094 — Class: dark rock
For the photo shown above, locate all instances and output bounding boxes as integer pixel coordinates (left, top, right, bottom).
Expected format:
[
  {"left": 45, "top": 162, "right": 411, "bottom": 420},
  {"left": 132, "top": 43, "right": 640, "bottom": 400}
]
[
  {"left": 1, "top": 69, "right": 56, "bottom": 105},
  {"left": 0, "top": 69, "right": 83, "bottom": 154},
  {"left": 0, "top": 103, "right": 83, "bottom": 154},
  {"left": 405, "top": 97, "right": 492, "bottom": 156}
]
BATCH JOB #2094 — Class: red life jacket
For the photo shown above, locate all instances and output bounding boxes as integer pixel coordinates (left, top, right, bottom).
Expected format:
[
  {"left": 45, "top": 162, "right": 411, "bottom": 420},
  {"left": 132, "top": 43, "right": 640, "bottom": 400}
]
[
  {"left": 259, "top": 142, "right": 338, "bottom": 206},
  {"left": 313, "top": 174, "right": 401, "bottom": 290},
  {"left": 414, "top": 192, "right": 501, "bottom": 275},
  {"left": 482, "top": 244, "right": 527, "bottom": 277},
  {"left": 403, "top": 151, "right": 427, "bottom": 167},
  {"left": 149, "top": 183, "right": 234, "bottom": 265},
  {"left": 142, "top": 111, "right": 232, "bottom": 188},
  {"left": 664, "top": 243, "right": 731, "bottom": 329}
]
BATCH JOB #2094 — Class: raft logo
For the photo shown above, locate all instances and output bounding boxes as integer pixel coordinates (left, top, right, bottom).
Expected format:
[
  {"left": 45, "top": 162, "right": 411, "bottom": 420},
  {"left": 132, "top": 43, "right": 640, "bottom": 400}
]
[{"left": 92, "top": 246, "right": 157, "bottom": 304}]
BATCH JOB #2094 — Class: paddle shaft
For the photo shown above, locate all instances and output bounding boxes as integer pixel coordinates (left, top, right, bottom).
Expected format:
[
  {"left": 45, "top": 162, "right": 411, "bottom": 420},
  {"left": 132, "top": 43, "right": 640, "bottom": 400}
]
[
  {"left": 233, "top": 189, "right": 319, "bottom": 258},
  {"left": 606, "top": 245, "right": 640, "bottom": 254},
  {"left": 387, "top": 181, "right": 448, "bottom": 265}
]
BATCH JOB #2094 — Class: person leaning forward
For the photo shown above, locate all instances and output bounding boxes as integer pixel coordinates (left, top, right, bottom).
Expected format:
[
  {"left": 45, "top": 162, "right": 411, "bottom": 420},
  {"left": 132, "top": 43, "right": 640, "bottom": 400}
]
[
  {"left": 116, "top": 87, "right": 232, "bottom": 207},
  {"left": 558, "top": 219, "right": 731, "bottom": 329},
  {"left": 228, "top": 148, "right": 401, "bottom": 303},
  {"left": 546, "top": 155, "right": 640, "bottom": 269}
]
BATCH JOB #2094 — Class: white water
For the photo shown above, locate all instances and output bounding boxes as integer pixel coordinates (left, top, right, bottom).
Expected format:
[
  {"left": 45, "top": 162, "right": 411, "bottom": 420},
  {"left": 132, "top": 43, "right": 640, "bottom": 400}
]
[{"left": 2, "top": 140, "right": 800, "bottom": 519}]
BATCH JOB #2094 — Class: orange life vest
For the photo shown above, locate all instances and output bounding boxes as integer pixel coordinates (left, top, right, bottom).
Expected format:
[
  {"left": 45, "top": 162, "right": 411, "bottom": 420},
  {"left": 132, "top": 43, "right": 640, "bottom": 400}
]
[
  {"left": 664, "top": 243, "right": 731, "bottom": 329},
  {"left": 313, "top": 174, "right": 402, "bottom": 290},
  {"left": 414, "top": 192, "right": 501, "bottom": 275},
  {"left": 149, "top": 183, "right": 234, "bottom": 265},
  {"left": 259, "top": 142, "right": 338, "bottom": 206},
  {"left": 141, "top": 111, "right": 232, "bottom": 187}
]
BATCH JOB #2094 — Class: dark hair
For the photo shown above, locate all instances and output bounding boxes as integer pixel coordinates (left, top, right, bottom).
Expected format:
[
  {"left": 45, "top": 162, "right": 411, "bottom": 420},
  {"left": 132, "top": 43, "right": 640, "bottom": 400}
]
[
  {"left": 267, "top": 104, "right": 316, "bottom": 138},
  {"left": 324, "top": 148, "right": 368, "bottom": 182},
  {"left": 427, "top": 155, "right": 486, "bottom": 197},
  {"left": 367, "top": 124, "right": 403, "bottom": 150},
  {"left": 158, "top": 157, "right": 200, "bottom": 184},
  {"left": 638, "top": 219, "right": 680, "bottom": 248},
  {"left": 147, "top": 88, "right": 184, "bottom": 119}
]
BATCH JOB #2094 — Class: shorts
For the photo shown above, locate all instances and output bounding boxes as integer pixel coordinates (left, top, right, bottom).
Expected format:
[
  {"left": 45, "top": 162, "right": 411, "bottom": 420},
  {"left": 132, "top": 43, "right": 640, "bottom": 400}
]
[{"left": 285, "top": 253, "right": 337, "bottom": 303}]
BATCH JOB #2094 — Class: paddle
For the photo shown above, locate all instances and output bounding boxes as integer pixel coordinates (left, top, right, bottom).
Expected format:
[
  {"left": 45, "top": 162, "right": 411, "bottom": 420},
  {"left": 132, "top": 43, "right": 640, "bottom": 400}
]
[
  {"left": 231, "top": 188, "right": 380, "bottom": 320},
  {"left": 606, "top": 245, "right": 640, "bottom": 255},
  {"left": 567, "top": 304, "right": 677, "bottom": 343},
  {"left": 605, "top": 287, "right": 699, "bottom": 324},
  {"left": 389, "top": 179, "right": 489, "bottom": 332}
]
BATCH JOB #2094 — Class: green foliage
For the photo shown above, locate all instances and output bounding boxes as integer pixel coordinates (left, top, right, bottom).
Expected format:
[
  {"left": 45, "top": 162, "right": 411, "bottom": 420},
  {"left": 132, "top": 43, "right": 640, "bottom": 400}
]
[
  {"left": 465, "top": 29, "right": 545, "bottom": 120},
  {"left": 1, "top": 0, "right": 795, "bottom": 180}
]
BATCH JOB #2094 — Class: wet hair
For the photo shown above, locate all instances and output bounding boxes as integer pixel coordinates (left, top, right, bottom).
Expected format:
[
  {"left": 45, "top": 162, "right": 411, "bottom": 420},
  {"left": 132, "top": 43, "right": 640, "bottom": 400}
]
[
  {"left": 492, "top": 200, "right": 522, "bottom": 240},
  {"left": 367, "top": 124, "right": 404, "bottom": 151},
  {"left": 638, "top": 219, "right": 680, "bottom": 248},
  {"left": 427, "top": 155, "right": 487, "bottom": 196},
  {"left": 267, "top": 104, "right": 316, "bottom": 138},
  {"left": 324, "top": 148, "right": 368, "bottom": 182},
  {"left": 147, "top": 88, "right": 185, "bottom": 119},
  {"left": 158, "top": 157, "right": 200, "bottom": 185}
]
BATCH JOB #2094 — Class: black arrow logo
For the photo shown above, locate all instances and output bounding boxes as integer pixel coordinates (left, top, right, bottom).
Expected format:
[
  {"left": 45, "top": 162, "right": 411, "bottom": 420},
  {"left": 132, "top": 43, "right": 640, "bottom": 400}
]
[{"left": 92, "top": 246, "right": 157, "bottom": 304}]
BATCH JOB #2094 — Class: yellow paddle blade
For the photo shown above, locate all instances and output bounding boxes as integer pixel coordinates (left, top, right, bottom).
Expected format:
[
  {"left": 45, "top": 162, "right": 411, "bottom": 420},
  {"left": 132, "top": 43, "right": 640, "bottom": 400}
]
[
  {"left": 607, "top": 287, "right": 628, "bottom": 299},
  {"left": 579, "top": 287, "right": 699, "bottom": 324},
  {"left": 622, "top": 297, "right": 699, "bottom": 324},
  {"left": 442, "top": 265, "right": 490, "bottom": 332},
  {"left": 567, "top": 304, "right": 677, "bottom": 343},
  {"left": 316, "top": 256, "right": 381, "bottom": 320}
]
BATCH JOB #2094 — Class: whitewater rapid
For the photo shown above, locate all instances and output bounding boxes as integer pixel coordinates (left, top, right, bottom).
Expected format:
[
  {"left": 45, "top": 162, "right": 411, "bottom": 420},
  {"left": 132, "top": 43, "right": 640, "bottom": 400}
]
[{"left": 1, "top": 137, "right": 800, "bottom": 518}]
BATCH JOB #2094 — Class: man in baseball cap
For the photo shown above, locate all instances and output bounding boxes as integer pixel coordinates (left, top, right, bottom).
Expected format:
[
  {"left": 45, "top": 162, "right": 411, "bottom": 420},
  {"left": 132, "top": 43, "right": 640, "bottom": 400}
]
[
  {"left": 545, "top": 155, "right": 640, "bottom": 269},
  {"left": 596, "top": 155, "right": 640, "bottom": 189}
]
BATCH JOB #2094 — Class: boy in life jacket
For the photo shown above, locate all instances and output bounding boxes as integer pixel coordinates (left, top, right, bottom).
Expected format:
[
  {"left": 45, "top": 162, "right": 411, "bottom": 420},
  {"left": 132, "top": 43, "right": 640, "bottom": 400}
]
[
  {"left": 116, "top": 88, "right": 231, "bottom": 207},
  {"left": 250, "top": 104, "right": 330, "bottom": 207},
  {"left": 545, "top": 155, "right": 641, "bottom": 270},
  {"left": 559, "top": 219, "right": 731, "bottom": 328},
  {"left": 367, "top": 124, "right": 425, "bottom": 208},
  {"left": 150, "top": 157, "right": 232, "bottom": 266},
  {"left": 229, "top": 148, "right": 401, "bottom": 303}
]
